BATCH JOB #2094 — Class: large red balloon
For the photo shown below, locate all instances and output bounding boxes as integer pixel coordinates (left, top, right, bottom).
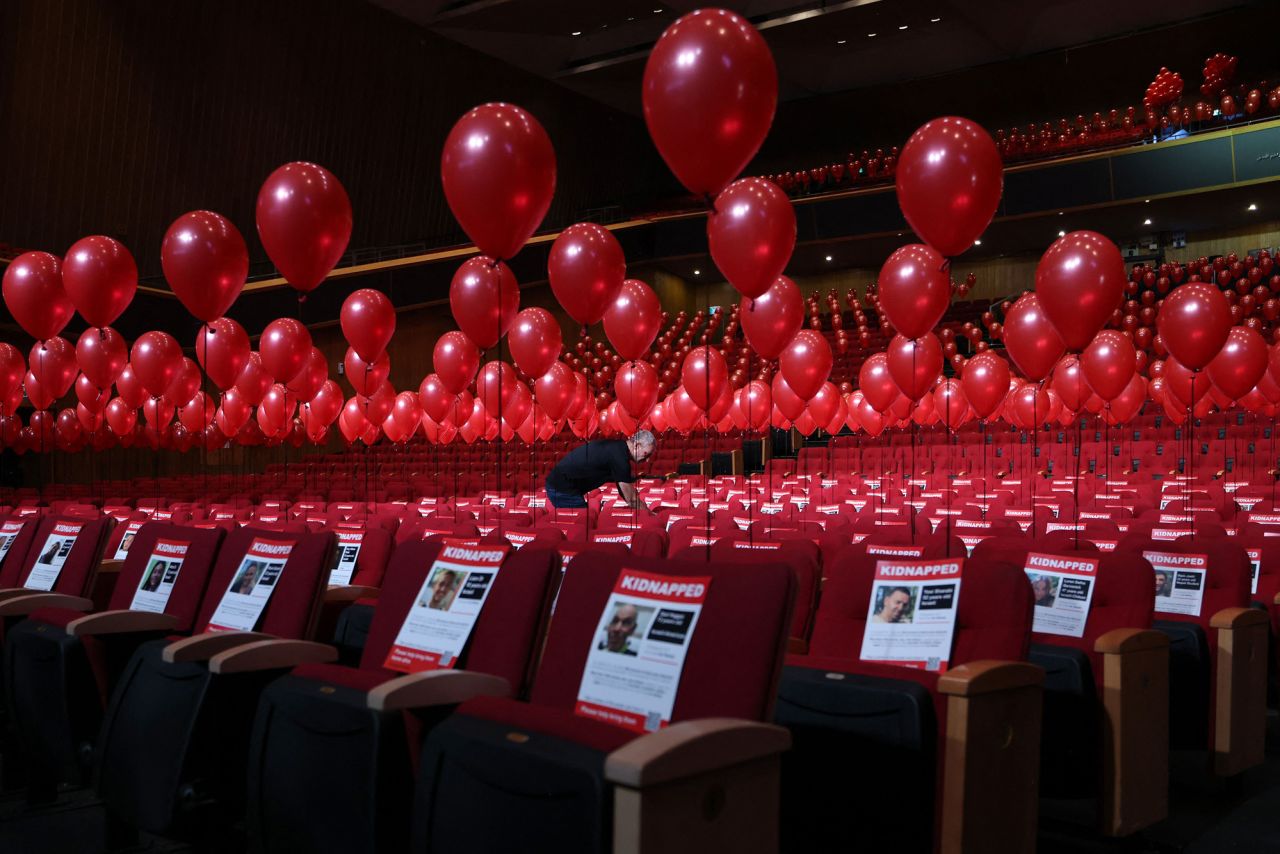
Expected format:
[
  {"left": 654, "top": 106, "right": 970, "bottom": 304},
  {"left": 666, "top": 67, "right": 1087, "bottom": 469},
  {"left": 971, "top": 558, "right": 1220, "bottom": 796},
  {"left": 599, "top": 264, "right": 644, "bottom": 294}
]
[
  {"left": 441, "top": 103, "right": 556, "bottom": 261},
  {"left": 858, "top": 352, "right": 898, "bottom": 413},
  {"left": 877, "top": 244, "right": 951, "bottom": 340},
  {"left": 476, "top": 361, "right": 518, "bottom": 417},
  {"left": 1010, "top": 383, "right": 1052, "bottom": 429},
  {"left": 643, "top": 9, "right": 776, "bottom": 196},
  {"left": 433, "top": 331, "right": 479, "bottom": 395},
  {"left": 1004, "top": 293, "right": 1064, "bottom": 381},
  {"left": 681, "top": 346, "right": 728, "bottom": 410},
  {"left": 2, "top": 251, "right": 73, "bottom": 341},
  {"left": 615, "top": 360, "right": 659, "bottom": 420},
  {"left": 1051, "top": 356, "right": 1091, "bottom": 412},
  {"left": 887, "top": 333, "right": 943, "bottom": 401},
  {"left": 178, "top": 392, "right": 216, "bottom": 433},
  {"left": 1208, "top": 325, "right": 1268, "bottom": 401},
  {"left": 340, "top": 288, "right": 396, "bottom": 363},
  {"left": 1163, "top": 357, "right": 1208, "bottom": 407},
  {"left": 115, "top": 364, "right": 146, "bottom": 409},
  {"left": 534, "top": 362, "right": 575, "bottom": 422},
  {"left": 260, "top": 318, "right": 312, "bottom": 384},
  {"left": 286, "top": 347, "right": 328, "bottom": 403},
  {"left": 779, "top": 330, "right": 833, "bottom": 401},
  {"left": 1157, "top": 282, "right": 1232, "bottom": 370},
  {"left": 450, "top": 257, "right": 518, "bottom": 349},
  {"left": 895, "top": 117, "right": 1002, "bottom": 257},
  {"left": 343, "top": 348, "right": 390, "bottom": 397},
  {"left": 29, "top": 337, "right": 76, "bottom": 399},
  {"left": 1036, "top": 231, "right": 1126, "bottom": 351},
  {"left": 130, "top": 331, "right": 182, "bottom": 399},
  {"left": 195, "top": 318, "right": 251, "bottom": 391},
  {"left": 604, "top": 279, "right": 663, "bottom": 361},
  {"left": 0, "top": 344, "right": 24, "bottom": 404},
  {"left": 548, "top": 223, "right": 626, "bottom": 327},
  {"left": 806, "top": 382, "right": 841, "bottom": 427},
  {"left": 160, "top": 211, "right": 248, "bottom": 321},
  {"left": 164, "top": 357, "right": 202, "bottom": 408},
  {"left": 234, "top": 354, "right": 273, "bottom": 407},
  {"left": 962, "top": 351, "right": 1011, "bottom": 419},
  {"left": 105, "top": 398, "right": 137, "bottom": 436},
  {"left": 771, "top": 374, "right": 806, "bottom": 421},
  {"left": 62, "top": 236, "right": 137, "bottom": 328},
  {"left": 76, "top": 327, "right": 127, "bottom": 390},
  {"left": 1080, "top": 330, "right": 1136, "bottom": 402},
  {"left": 708, "top": 177, "right": 795, "bottom": 300},
  {"left": 256, "top": 162, "right": 352, "bottom": 293},
  {"left": 740, "top": 276, "right": 803, "bottom": 359},
  {"left": 739, "top": 381, "right": 771, "bottom": 431},
  {"left": 509, "top": 307, "right": 562, "bottom": 380},
  {"left": 1109, "top": 374, "right": 1147, "bottom": 423},
  {"left": 418, "top": 374, "right": 454, "bottom": 424},
  {"left": 933, "top": 379, "right": 968, "bottom": 428},
  {"left": 307, "top": 380, "right": 343, "bottom": 427}
]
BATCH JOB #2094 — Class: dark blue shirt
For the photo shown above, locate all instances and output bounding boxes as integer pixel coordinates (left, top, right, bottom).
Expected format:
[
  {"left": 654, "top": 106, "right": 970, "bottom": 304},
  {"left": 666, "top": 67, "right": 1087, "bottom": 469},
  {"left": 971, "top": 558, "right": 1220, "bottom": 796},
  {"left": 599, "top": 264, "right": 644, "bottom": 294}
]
[{"left": 545, "top": 439, "right": 633, "bottom": 496}]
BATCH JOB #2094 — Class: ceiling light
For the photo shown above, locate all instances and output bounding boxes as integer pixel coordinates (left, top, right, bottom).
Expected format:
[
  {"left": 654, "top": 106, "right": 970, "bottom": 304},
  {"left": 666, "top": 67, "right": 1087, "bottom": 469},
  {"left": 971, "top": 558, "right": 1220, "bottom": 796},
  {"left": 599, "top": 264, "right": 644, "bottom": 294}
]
[
  {"left": 837, "top": 39, "right": 846, "bottom": 44},
  {"left": 898, "top": 24, "right": 908, "bottom": 30},
  {"left": 653, "top": 8, "right": 663, "bottom": 12},
  {"left": 1058, "top": 230, "right": 1066, "bottom": 237},
  {"left": 930, "top": 17, "right": 942, "bottom": 22},
  {"left": 867, "top": 32, "right": 877, "bottom": 37},
  {"left": 1249, "top": 203, "right": 1258, "bottom": 211},
  {"left": 973, "top": 239, "right": 982, "bottom": 246},
  {"left": 1143, "top": 218, "right": 1152, "bottom": 225},
  {"left": 1058, "top": 211, "right": 1064, "bottom": 216},
  {"left": 571, "top": 30, "right": 582, "bottom": 35},
  {"left": 693, "top": 269, "right": 701, "bottom": 276},
  {"left": 825, "top": 255, "right": 833, "bottom": 262},
  {"left": 1144, "top": 199, "right": 1150, "bottom": 203}
]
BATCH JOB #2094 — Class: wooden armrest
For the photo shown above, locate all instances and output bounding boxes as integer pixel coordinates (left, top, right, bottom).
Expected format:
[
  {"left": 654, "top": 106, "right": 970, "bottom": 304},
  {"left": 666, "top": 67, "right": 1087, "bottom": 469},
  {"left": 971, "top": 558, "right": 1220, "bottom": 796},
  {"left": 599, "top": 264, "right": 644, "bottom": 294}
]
[
  {"left": 938, "top": 660, "right": 1044, "bottom": 697},
  {"left": 66, "top": 609, "right": 179, "bottom": 637},
  {"left": 97, "top": 559, "right": 124, "bottom": 574},
  {"left": 324, "top": 584, "right": 380, "bottom": 603},
  {"left": 0, "top": 593, "right": 94, "bottom": 617},
  {"left": 161, "top": 631, "right": 272, "bottom": 664},
  {"left": 0, "top": 588, "right": 38, "bottom": 603},
  {"left": 1095, "top": 627, "right": 1170, "bottom": 655},
  {"left": 604, "top": 719, "right": 791, "bottom": 788},
  {"left": 1210, "top": 607, "right": 1270, "bottom": 630},
  {"left": 367, "top": 669, "right": 511, "bottom": 712},
  {"left": 208, "top": 639, "right": 337, "bottom": 674},
  {"left": 787, "top": 636, "right": 808, "bottom": 655}
]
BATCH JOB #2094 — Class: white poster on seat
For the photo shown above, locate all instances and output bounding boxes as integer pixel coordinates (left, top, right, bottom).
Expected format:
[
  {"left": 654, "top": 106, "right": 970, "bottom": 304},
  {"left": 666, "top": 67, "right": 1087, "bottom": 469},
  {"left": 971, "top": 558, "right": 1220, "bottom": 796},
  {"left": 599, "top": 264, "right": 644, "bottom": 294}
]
[
  {"left": 25, "top": 522, "right": 84, "bottom": 591},
  {"left": 1145, "top": 550, "right": 1207, "bottom": 617},
  {"left": 575, "top": 569, "right": 710, "bottom": 733},
  {"left": 326, "top": 530, "right": 364, "bottom": 586},
  {"left": 1247, "top": 547, "right": 1261, "bottom": 596},
  {"left": 859, "top": 558, "right": 963, "bottom": 671},
  {"left": 129, "top": 539, "right": 190, "bottom": 613},
  {"left": 206, "top": 538, "right": 295, "bottom": 632},
  {"left": 1024, "top": 552, "right": 1099, "bottom": 638},
  {"left": 0, "top": 520, "right": 25, "bottom": 566},
  {"left": 113, "top": 521, "right": 145, "bottom": 559},
  {"left": 383, "top": 540, "right": 510, "bottom": 673}
]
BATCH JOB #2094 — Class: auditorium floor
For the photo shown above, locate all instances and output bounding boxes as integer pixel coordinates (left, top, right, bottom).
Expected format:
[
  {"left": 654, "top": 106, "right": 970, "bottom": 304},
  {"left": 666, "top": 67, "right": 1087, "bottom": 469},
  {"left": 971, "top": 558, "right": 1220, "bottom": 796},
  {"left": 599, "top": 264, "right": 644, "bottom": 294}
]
[{"left": 4, "top": 718, "right": 1280, "bottom": 853}]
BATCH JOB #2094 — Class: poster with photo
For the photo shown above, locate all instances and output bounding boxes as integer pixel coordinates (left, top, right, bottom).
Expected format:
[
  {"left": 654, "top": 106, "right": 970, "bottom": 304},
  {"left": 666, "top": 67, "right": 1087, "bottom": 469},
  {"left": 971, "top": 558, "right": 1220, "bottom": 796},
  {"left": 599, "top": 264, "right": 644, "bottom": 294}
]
[
  {"left": 1024, "top": 552, "right": 1099, "bottom": 638},
  {"left": 0, "top": 520, "right": 24, "bottom": 566},
  {"left": 129, "top": 539, "right": 189, "bottom": 613},
  {"left": 206, "top": 538, "right": 295, "bottom": 632},
  {"left": 326, "top": 531, "right": 364, "bottom": 586},
  {"left": 859, "top": 558, "right": 963, "bottom": 671},
  {"left": 1145, "top": 550, "right": 1208, "bottom": 617},
  {"left": 383, "top": 540, "right": 510, "bottom": 673},
  {"left": 1247, "top": 547, "right": 1262, "bottom": 595},
  {"left": 114, "top": 521, "right": 145, "bottom": 560},
  {"left": 575, "top": 569, "right": 711, "bottom": 733},
  {"left": 25, "top": 522, "right": 84, "bottom": 591}
]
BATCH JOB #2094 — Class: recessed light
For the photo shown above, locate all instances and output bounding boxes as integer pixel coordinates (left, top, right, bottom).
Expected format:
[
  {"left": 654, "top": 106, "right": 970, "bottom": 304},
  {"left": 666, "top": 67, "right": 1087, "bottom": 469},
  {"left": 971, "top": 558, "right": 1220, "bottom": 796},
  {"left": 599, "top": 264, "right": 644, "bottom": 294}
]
[
  {"left": 653, "top": 8, "right": 663, "bottom": 12},
  {"left": 837, "top": 39, "right": 846, "bottom": 44},
  {"left": 930, "top": 17, "right": 941, "bottom": 22},
  {"left": 1144, "top": 199, "right": 1150, "bottom": 203},
  {"left": 974, "top": 239, "right": 982, "bottom": 246},
  {"left": 1058, "top": 230, "right": 1066, "bottom": 237},
  {"left": 898, "top": 24, "right": 908, "bottom": 30},
  {"left": 825, "top": 255, "right": 833, "bottom": 262},
  {"left": 571, "top": 30, "right": 582, "bottom": 35},
  {"left": 1249, "top": 203, "right": 1258, "bottom": 211},
  {"left": 1143, "top": 218, "right": 1152, "bottom": 225},
  {"left": 1058, "top": 211, "right": 1064, "bottom": 216},
  {"left": 867, "top": 32, "right": 877, "bottom": 37},
  {"left": 693, "top": 269, "right": 701, "bottom": 276}
]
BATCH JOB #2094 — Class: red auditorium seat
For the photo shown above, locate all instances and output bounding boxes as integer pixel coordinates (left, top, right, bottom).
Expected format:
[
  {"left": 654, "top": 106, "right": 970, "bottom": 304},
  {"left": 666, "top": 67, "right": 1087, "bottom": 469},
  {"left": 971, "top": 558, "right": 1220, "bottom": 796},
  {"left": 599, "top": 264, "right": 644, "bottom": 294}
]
[{"left": 0, "top": 515, "right": 114, "bottom": 617}]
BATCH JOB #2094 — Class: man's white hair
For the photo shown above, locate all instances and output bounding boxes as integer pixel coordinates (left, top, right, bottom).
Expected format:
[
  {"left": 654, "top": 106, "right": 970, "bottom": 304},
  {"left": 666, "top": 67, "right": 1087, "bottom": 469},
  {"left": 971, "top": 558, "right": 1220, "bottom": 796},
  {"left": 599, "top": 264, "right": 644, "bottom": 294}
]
[{"left": 629, "top": 429, "right": 656, "bottom": 449}]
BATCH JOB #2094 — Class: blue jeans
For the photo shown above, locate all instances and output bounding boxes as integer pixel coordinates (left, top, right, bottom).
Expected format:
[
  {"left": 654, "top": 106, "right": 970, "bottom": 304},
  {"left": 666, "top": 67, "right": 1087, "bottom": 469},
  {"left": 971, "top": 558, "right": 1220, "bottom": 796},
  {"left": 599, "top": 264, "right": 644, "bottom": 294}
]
[{"left": 546, "top": 486, "right": 588, "bottom": 509}]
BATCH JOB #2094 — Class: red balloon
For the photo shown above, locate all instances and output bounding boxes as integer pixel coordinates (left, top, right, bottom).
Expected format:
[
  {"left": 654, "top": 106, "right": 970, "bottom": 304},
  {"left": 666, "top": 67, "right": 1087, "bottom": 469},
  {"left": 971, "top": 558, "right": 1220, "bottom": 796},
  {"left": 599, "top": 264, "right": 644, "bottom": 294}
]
[
  {"left": 105, "top": 398, "right": 137, "bottom": 436},
  {"left": 130, "top": 331, "right": 182, "bottom": 399},
  {"left": 1208, "top": 326, "right": 1268, "bottom": 401},
  {"left": 450, "top": 257, "right": 518, "bottom": 349},
  {"left": 739, "top": 381, "right": 771, "bottom": 431},
  {"left": 2, "top": 251, "right": 74, "bottom": 341},
  {"left": 476, "top": 361, "right": 517, "bottom": 417},
  {"left": 933, "top": 379, "right": 968, "bottom": 428},
  {"left": 76, "top": 327, "right": 127, "bottom": 390},
  {"left": 195, "top": 318, "right": 251, "bottom": 391},
  {"left": 419, "top": 374, "right": 453, "bottom": 424},
  {"left": 76, "top": 402, "right": 105, "bottom": 433},
  {"left": 307, "top": 380, "right": 343, "bottom": 427},
  {"left": 342, "top": 347, "right": 390, "bottom": 397},
  {"left": 1163, "top": 357, "right": 1208, "bottom": 406},
  {"left": 642, "top": 9, "right": 776, "bottom": 195},
  {"left": 143, "top": 396, "right": 176, "bottom": 428},
  {"left": 895, "top": 117, "right": 1002, "bottom": 256},
  {"left": 548, "top": 223, "right": 626, "bottom": 327},
  {"left": 62, "top": 236, "right": 137, "bottom": 328},
  {"left": 160, "top": 211, "right": 247, "bottom": 322},
  {"left": 1050, "top": 355, "right": 1090, "bottom": 412},
  {"left": 24, "top": 370, "right": 54, "bottom": 411},
  {"left": 0, "top": 344, "right": 23, "bottom": 405},
  {"left": 286, "top": 347, "right": 328, "bottom": 403},
  {"left": 708, "top": 177, "right": 795, "bottom": 299},
  {"left": 359, "top": 382, "right": 395, "bottom": 425},
  {"left": 235, "top": 353, "right": 273, "bottom": 407},
  {"left": 1004, "top": 293, "right": 1064, "bottom": 381},
  {"left": 441, "top": 103, "right": 556, "bottom": 261},
  {"left": 779, "top": 330, "right": 833, "bottom": 401},
  {"left": 887, "top": 333, "right": 943, "bottom": 401},
  {"left": 391, "top": 391, "right": 422, "bottom": 436},
  {"left": 534, "top": 362, "right": 576, "bottom": 422},
  {"left": 962, "top": 351, "right": 1012, "bottom": 419},
  {"left": 604, "top": 279, "right": 663, "bottom": 361},
  {"left": 1036, "top": 231, "right": 1126, "bottom": 351},
  {"left": 615, "top": 360, "right": 659, "bottom": 420},
  {"left": 669, "top": 386, "right": 702, "bottom": 431},
  {"left": 260, "top": 318, "right": 313, "bottom": 384},
  {"left": 771, "top": 374, "right": 806, "bottom": 421},
  {"left": 740, "top": 276, "right": 803, "bottom": 359},
  {"left": 1010, "top": 383, "right": 1052, "bottom": 428},
  {"left": 340, "top": 288, "right": 396, "bottom": 363},
  {"left": 164, "top": 357, "right": 201, "bottom": 408},
  {"left": 1109, "top": 374, "right": 1147, "bottom": 423},
  {"left": 115, "top": 364, "right": 146, "bottom": 409},
  {"left": 178, "top": 391, "right": 216, "bottom": 433},
  {"left": 509, "top": 307, "right": 562, "bottom": 379},
  {"left": 806, "top": 382, "right": 841, "bottom": 427},
  {"left": 27, "top": 336, "right": 76, "bottom": 399},
  {"left": 858, "top": 353, "right": 898, "bottom": 412},
  {"left": 877, "top": 244, "right": 951, "bottom": 340},
  {"left": 1157, "top": 282, "right": 1232, "bottom": 370},
  {"left": 1080, "top": 330, "right": 1136, "bottom": 401},
  {"left": 681, "top": 346, "right": 728, "bottom": 410},
  {"left": 256, "top": 162, "right": 352, "bottom": 293}
]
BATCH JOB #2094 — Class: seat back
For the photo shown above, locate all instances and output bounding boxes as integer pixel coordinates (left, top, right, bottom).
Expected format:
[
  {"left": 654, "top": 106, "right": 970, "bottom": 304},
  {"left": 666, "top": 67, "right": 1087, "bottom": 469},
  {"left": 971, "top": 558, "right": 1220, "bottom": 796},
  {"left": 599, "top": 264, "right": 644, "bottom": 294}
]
[
  {"left": 0, "top": 514, "right": 42, "bottom": 589},
  {"left": 530, "top": 552, "right": 796, "bottom": 722},
  {"left": 192, "top": 526, "right": 335, "bottom": 638},
  {"left": 105, "top": 522, "right": 227, "bottom": 632},
  {"left": 706, "top": 535, "right": 819, "bottom": 640},
  {"left": 327, "top": 526, "right": 394, "bottom": 588},
  {"left": 15, "top": 515, "right": 112, "bottom": 596}
]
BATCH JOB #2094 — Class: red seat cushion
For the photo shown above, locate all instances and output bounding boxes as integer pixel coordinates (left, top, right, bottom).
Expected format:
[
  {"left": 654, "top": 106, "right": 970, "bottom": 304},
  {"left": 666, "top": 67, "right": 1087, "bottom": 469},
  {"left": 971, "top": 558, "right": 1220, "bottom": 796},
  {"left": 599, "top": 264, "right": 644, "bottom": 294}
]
[
  {"left": 457, "top": 694, "right": 637, "bottom": 754},
  {"left": 291, "top": 661, "right": 398, "bottom": 693}
]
